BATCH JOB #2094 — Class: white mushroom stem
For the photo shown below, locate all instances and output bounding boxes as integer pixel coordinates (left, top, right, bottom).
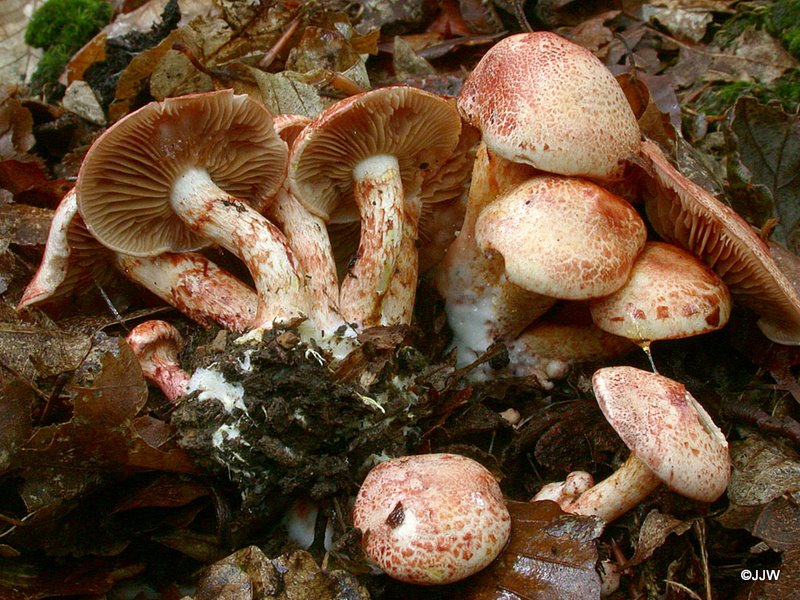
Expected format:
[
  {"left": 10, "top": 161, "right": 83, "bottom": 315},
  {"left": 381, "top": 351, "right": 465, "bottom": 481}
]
[
  {"left": 171, "top": 168, "right": 311, "bottom": 329},
  {"left": 116, "top": 253, "right": 257, "bottom": 332},
  {"left": 267, "top": 188, "right": 346, "bottom": 336},
  {"left": 19, "top": 189, "right": 259, "bottom": 332},
  {"left": 340, "top": 154, "right": 417, "bottom": 327},
  {"left": 563, "top": 454, "right": 661, "bottom": 523},
  {"left": 435, "top": 145, "right": 552, "bottom": 366},
  {"left": 126, "top": 320, "right": 190, "bottom": 402}
]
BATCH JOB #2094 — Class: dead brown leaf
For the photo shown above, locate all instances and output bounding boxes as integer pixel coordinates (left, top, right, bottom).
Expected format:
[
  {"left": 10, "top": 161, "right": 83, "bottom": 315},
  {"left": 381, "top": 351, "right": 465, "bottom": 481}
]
[
  {"left": 458, "top": 500, "right": 603, "bottom": 599},
  {"left": 627, "top": 509, "right": 692, "bottom": 567}
]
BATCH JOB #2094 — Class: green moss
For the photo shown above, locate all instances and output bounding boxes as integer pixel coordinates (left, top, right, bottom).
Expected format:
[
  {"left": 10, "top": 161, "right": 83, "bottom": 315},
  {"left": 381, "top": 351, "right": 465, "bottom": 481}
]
[
  {"left": 767, "top": 0, "right": 800, "bottom": 58},
  {"left": 25, "top": 0, "right": 112, "bottom": 94},
  {"left": 697, "top": 70, "right": 800, "bottom": 115}
]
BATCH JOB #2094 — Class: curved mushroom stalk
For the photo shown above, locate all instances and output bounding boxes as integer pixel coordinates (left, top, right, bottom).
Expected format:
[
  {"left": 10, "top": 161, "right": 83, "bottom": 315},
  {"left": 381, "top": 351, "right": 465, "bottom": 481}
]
[
  {"left": 289, "top": 87, "right": 462, "bottom": 329},
  {"left": 127, "top": 320, "right": 191, "bottom": 402},
  {"left": 76, "top": 91, "right": 321, "bottom": 335},
  {"left": 117, "top": 253, "right": 257, "bottom": 332},
  {"left": 548, "top": 367, "right": 730, "bottom": 524},
  {"left": 267, "top": 187, "right": 346, "bottom": 336},
  {"left": 19, "top": 188, "right": 258, "bottom": 332}
]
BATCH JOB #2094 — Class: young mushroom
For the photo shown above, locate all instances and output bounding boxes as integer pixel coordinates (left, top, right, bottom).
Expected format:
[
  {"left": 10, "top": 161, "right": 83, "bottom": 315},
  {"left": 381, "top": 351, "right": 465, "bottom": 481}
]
[
  {"left": 353, "top": 453, "right": 510, "bottom": 585},
  {"left": 590, "top": 242, "right": 731, "bottom": 345},
  {"left": 76, "top": 90, "right": 312, "bottom": 331},
  {"left": 541, "top": 367, "right": 730, "bottom": 523},
  {"left": 126, "top": 320, "right": 190, "bottom": 402},
  {"left": 18, "top": 188, "right": 258, "bottom": 331},
  {"left": 289, "top": 86, "right": 462, "bottom": 327}
]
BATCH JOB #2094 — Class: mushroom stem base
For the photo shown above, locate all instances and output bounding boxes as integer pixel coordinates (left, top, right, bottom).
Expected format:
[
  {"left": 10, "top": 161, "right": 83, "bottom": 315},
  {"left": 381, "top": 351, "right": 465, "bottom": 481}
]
[{"left": 565, "top": 454, "right": 661, "bottom": 523}]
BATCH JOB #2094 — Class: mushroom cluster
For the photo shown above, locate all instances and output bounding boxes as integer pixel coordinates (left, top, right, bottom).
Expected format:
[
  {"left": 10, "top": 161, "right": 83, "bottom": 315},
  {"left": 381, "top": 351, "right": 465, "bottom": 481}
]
[{"left": 16, "top": 28, "right": 800, "bottom": 588}]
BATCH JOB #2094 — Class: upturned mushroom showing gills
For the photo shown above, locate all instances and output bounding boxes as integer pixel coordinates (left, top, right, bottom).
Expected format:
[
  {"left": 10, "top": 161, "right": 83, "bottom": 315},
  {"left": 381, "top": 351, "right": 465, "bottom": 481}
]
[
  {"left": 18, "top": 188, "right": 258, "bottom": 332},
  {"left": 540, "top": 367, "right": 730, "bottom": 523},
  {"left": 76, "top": 90, "right": 312, "bottom": 332},
  {"left": 353, "top": 453, "right": 510, "bottom": 585},
  {"left": 640, "top": 139, "right": 800, "bottom": 345},
  {"left": 289, "top": 86, "right": 462, "bottom": 328}
]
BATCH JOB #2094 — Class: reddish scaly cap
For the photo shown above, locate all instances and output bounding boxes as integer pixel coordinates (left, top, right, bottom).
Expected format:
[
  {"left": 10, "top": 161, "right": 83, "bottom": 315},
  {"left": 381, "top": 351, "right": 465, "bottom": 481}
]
[
  {"left": 353, "top": 454, "right": 510, "bottom": 585},
  {"left": 592, "top": 367, "right": 730, "bottom": 502},
  {"left": 458, "top": 32, "right": 640, "bottom": 180}
]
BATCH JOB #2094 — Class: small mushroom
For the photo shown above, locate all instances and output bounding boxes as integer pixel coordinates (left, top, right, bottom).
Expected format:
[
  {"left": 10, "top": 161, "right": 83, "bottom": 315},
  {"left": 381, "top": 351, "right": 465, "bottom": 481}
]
[
  {"left": 18, "top": 188, "right": 257, "bottom": 331},
  {"left": 126, "top": 320, "right": 190, "bottom": 402},
  {"left": 289, "top": 87, "right": 462, "bottom": 327},
  {"left": 352, "top": 453, "right": 510, "bottom": 585},
  {"left": 640, "top": 139, "right": 800, "bottom": 345},
  {"left": 590, "top": 241, "right": 732, "bottom": 342},
  {"left": 550, "top": 367, "right": 730, "bottom": 523},
  {"left": 76, "top": 90, "right": 311, "bottom": 330}
]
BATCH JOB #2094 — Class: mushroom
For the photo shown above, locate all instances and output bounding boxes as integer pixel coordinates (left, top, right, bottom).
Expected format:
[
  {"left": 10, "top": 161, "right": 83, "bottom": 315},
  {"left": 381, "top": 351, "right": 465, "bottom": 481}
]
[
  {"left": 18, "top": 188, "right": 258, "bottom": 331},
  {"left": 289, "top": 86, "right": 462, "bottom": 327},
  {"left": 352, "top": 453, "right": 510, "bottom": 585},
  {"left": 126, "top": 320, "right": 190, "bottom": 402},
  {"left": 458, "top": 32, "right": 641, "bottom": 181},
  {"left": 266, "top": 113, "right": 347, "bottom": 337},
  {"left": 75, "top": 90, "right": 311, "bottom": 331},
  {"left": 545, "top": 367, "right": 730, "bottom": 523},
  {"left": 640, "top": 139, "right": 800, "bottom": 345},
  {"left": 507, "top": 302, "right": 634, "bottom": 379},
  {"left": 590, "top": 241, "right": 731, "bottom": 344}
]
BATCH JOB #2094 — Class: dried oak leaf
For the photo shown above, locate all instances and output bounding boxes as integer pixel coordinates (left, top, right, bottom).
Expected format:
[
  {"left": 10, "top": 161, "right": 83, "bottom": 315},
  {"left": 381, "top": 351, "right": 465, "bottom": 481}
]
[
  {"left": 457, "top": 500, "right": 603, "bottom": 599},
  {"left": 16, "top": 338, "right": 195, "bottom": 474},
  {"left": 0, "top": 91, "right": 35, "bottom": 159},
  {"left": 725, "top": 97, "right": 800, "bottom": 253},
  {"left": 627, "top": 509, "right": 692, "bottom": 567},
  {"left": 725, "top": 435, "right": 800, "bottom": 508},
  {"left": 0, "top": 203, "right": 53, "bottom": 248}
]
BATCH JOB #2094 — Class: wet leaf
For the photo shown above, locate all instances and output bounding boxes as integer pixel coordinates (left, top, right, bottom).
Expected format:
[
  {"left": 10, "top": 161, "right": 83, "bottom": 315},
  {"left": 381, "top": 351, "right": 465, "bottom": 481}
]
[
  {"left": 0, "top": 559, "right": 145, "bottom": 599},
  {"left": 0, "top": 379, "right": 33, "bottom": 474},
  {"left": 0, "top": 319, "right": 92, "bottom": 382},
  {"left": 725, "top": 97, "right": 800, "bottom": 252},
  {"left": 393, "top": 35, "right": 436, "bottom": 80},
  {"left": 112, "top": 474, "right": 210, "bottom": 513},
  {"left": 458, "top": 500, "right": 603, "bottom": 599},
  {"left": 0, "top": 203, "right": 53, "bottom": 247},
  {"left": 627, "top": 510, "right": 692, "bottom": 567}
]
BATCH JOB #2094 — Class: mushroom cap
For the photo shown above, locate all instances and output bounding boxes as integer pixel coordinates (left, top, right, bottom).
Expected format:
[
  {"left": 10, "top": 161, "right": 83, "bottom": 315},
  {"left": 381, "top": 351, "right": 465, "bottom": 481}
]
[
  {"left": 77, "top": 90, "right": 288, "bottom": 257},
  {"left": 592, "top": 366, "right": 730, "bottom": 502},
  {"left": 126, "top": 319, "right": 185, "bottom": 375},
  {"left": 641, "top": 140, "right": 800, "bottom": 345},
  {"left": 288, "top": 86, "right": 462, "bottom": 222},
  {"left": 590, "top": 242, "right": 732, "bottom": 341},
  {"left": 458, "top": 32, "right": 640, "bottom": 180},
  {"left": 510, "top": 302, "right": 634, "bottom": 363},
  {"left": 18, "top": 188, "right": 114, "bottom": 308},
  {"left": 474, "top": 175, "right": 647, "bottom": 299},
  {"left": 352, "top": 453, "right": 510, "bottom": 585},
  {"left": 272, "top": 113, "right": 310, "bottom": 147}
]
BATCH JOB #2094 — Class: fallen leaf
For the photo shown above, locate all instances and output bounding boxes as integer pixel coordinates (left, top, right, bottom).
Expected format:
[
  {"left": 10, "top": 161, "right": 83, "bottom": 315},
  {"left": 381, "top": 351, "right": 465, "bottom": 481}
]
[
  {"left": 0, "top": 91, "right": 35, "bottom": 159},
  {"left": 0, "top": 0, "right": 42, "bottom": 87},
  {"left": 251, "top": 70, "right": 325, "bottom": 118},
  {"left": 0, "top": 203, "right": 53, "bottom": 247},
  {"left": 725, "top": 97, "right": 800, "bottom": 252},
  {"left": 193, "top": 547, "right": 370, "bottom": 600},
  {"left": 627, "top": 509, "right": 692, "bottom": 567},
  {"left": 458, "top": 500, "right": 603, "bottom": 599},
  {"left": 726, "top": 435, "right": 800, "bottom": 507}
]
